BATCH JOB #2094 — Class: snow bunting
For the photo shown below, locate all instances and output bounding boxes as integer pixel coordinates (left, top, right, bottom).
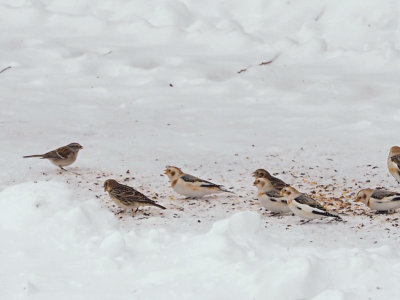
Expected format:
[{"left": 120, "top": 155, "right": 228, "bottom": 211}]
[
  {"left": 104, "top": 179, "right": 166, "bottom": 213},
  {"left": 280, "top": 186, "right": 341, "bottom": 220},
  {"left": 253, "top": 178, "right": 290, "bottom": 214},
  {"left": 387, "top": 146, "right": 400, "bottom": 182},
  {"left": 252, "top": 169, "right": 288, "bottom": 190},
  {"left": 164, "top": 166, "right": 234, "bottom": 198},
  {"left": 23, "top": 142, "right": 83, "bottom": 170},
  {"left": 356, "top": 188, "right": 400, "bottom": 212}
]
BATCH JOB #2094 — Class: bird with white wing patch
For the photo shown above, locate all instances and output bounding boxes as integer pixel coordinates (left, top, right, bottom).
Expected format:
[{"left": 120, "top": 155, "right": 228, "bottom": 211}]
[
  {"left": 280, "top": 186, "right": 341, "bottom": 221},
  {"left": 164, "top": 166, "right": 234, "bottom": 198},
  {"left": 387, "top": 146, "right": 400, "bottom": 183},
  {"left": 253, "top": 177, "right": 291, "bottom": 214},
  {"left": 356, "top": 188, "right": 400, "bottom": 213}
]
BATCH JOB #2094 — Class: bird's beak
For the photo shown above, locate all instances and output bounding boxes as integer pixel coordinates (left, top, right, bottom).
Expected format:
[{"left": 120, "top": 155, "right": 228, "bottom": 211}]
[
  {"left": 163, "top": 169, "right": 168, "bottom": 174},
  {"left": 252, "top": 181, "right": 257, "bottom": 186},
  {"left": 355, "top": 198, "right": 359, "bottom": 202}
]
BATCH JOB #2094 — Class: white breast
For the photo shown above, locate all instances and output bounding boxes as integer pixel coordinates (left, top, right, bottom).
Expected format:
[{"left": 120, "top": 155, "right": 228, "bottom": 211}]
[
  {"left": 258, "top": 193, "right": 290, "bottom": 213},
  {"left": 288, "top": 200, "right": 322, "bottom": 219},
  {"left": 369, "top": 197, "right": 400, "bottom": 211},
  {"left": 172, "top": 178, "right": 220, "bottom": 198},
  {"left": 387, "top": 158, "right": 400, "bottom": 182}
]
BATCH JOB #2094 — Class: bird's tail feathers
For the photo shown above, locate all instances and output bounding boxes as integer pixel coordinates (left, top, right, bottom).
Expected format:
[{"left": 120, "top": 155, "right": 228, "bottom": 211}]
[
  {"left": 152, "top": 203, "right": 166, "bottom": 210},
  {"left": 314, "top": 210, "right": 342, "bottom": 220},
  {"left": 219, "top": 187, "right": 236, "bottom": 194},
  {"left": 23, "top": 154, "right": 44, "bottom": 158}
]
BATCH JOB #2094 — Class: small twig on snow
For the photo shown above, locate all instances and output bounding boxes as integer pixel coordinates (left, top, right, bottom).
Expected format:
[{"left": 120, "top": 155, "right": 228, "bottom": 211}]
[
  {"left": 0, "top": 66, "right": 12, "bottom": 75},
  {"left": 237, "top": 54, "right": 280, "bottom": 74}
]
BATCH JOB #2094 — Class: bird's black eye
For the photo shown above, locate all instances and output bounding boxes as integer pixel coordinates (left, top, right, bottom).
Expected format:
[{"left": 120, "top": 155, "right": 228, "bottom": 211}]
[
  {"left": 171, "top": 171, "right": 175, "bottom": 176},
  {"left": 363, "top": 195, "right": 366, "bottom": 199},
  {"left": 287, "top": 191, "right": 291, "bottom": 195}
]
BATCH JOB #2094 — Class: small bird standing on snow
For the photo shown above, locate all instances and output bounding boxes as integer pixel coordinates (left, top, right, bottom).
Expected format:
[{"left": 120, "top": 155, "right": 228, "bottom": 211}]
[
  {"left": 164, "top": 166, "right": 234, "bottom": 198},
  {"left": 252, "top": 169, "right": 289, "bottom": 190},
  {"left": 253, "top": 177, "right": 291, "bottom": 214},
  {"left": 387, "top": 146, "right": 400, "bottom": 183},
  {"left": 356, "top": 188, "right": 400, "bottom": 212},
  {"left": 280, "top": 186, "right": 341, "bottom": 220},
  {"left": 104, "top": 179, "right": 166, "bottom": 213},
  {"left": 23, "top": 142, "right": 83, "bottom": 170}
]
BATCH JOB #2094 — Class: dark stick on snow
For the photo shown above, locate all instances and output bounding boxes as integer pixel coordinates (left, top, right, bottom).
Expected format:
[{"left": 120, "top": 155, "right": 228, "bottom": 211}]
[
  {"left": 237, "top": 54, "right": 280, "bottom": 74},
  {"left": 0, "top": 66, "right": 11, "bottom": 75}
]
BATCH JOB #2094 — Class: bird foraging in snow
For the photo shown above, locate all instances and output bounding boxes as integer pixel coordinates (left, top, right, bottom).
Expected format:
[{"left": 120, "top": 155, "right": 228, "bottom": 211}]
[
  {"left": 23, "top": 142, "right": 83, "bottom": 170},
  {"left": 253, "top": 177, "right": 291, "bottom": 214},
  {"left": 252, "top": 169, "right": 289, "bottom": 190},
  {"left": 104, "top": 179, "right": 166, "bottom": 213},
  {"left": 164, "top": 166, "right": 234, "bottom": 198},
  {"left": 280, "top": 186, "right": 341, "bottom": 220},
  {"left": 387, "top": 146, "right": 400, "bottom": 183},
  {"left": 356, "top": 188, "right": 400, "bottom": 213}
]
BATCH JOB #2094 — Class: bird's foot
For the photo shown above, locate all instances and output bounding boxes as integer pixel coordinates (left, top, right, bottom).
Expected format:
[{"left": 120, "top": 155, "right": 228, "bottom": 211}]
[
  {"left": 269, "top": 212, "right": 281, "bottom": 217},
  {"left": 376, "top": 210, "right": 394, "bottom": 214},
  {"left": 299, "top": 219, "right": 312, "bottom": 225},
  {"left": 115, "top": 210, "right": 125, "bottom": 215}
]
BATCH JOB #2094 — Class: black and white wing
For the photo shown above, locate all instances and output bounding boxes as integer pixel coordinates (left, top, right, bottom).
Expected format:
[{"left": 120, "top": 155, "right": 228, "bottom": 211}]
[{"left": 371, "top": 189, "right": 400, "bottom": 200}]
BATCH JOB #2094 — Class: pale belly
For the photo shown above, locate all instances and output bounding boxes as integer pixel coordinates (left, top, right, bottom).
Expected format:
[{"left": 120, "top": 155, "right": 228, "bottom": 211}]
[
  {"left": 369, "top": 199, "right": 400, "bottom": 211},
  {"left": 387, "top": 160, "right": 400, "bottom": 182},
  {"left": 173, "top": 181, "right": 221, "bottom": 198},
  {"left": 288, "top": 201, "right": 321, "bottom": 219},
  {"left": 49, "top": 154, "right": 77, "bottom": 167},
  {"left": 109, "top": 194, "right": 138, "bottom": 210},
  {"left": 259, "top": 195, "right": 290, "bottom": 213}
]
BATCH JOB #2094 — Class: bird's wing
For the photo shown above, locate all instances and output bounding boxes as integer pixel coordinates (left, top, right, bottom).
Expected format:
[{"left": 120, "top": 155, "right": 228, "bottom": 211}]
[
  {"left": 294, "top": 194, "right": 326, "bottom": 211},
  {"left": 268, "top": 176, "right": 289, "bottom": 190},
  {"left": 371, "top": 189, "right": 399, "bottom": 200},
  {"left": 265, "top": 189, "right": 287, "bottom": 203},
  {"left": 110, "top": 185, "right": 155, "bottom": 204},
  {"left": 42, "top": 150, "right": 64, "bottom": 159},
  {"left": 265, "top": 189, "right": 282, "bottom": 198},
  {"left": 42, "top": 146, "right": 71, "bottom": 159},
  {"left": 391, "top": 154, "right": 400, "bottom": 169},
  {"left": 181, "top": 173, "right": 221, "bottom": 188}
]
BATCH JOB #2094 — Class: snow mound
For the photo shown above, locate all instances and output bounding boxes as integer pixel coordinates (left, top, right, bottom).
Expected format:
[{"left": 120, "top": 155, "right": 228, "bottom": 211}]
[{"left": 1, "top": 182, "right": 400, "bottom": 299}]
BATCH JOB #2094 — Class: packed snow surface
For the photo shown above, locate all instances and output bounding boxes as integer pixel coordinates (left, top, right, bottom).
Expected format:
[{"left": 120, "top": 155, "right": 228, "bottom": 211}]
[{"left": 1, "top": 0, "right": 400, "bottom": 299}]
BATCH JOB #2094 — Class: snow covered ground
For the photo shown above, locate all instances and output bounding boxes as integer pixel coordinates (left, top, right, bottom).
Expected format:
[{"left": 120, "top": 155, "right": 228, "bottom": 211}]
[{"left": 1, "top": 0, "right": 400, "bottom": 299}]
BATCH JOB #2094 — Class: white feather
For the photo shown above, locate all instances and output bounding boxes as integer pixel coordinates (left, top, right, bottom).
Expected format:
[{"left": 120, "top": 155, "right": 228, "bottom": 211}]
[{"left": 258, "top": 193, "right": 290, "bottom": 213}]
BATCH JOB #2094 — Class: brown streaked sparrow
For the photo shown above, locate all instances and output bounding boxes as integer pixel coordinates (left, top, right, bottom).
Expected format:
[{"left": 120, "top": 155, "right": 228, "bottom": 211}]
[
  {"left": 23, "top": 142, "right": 83, "bottom": 170},
  {"left": 104, "top": 179, "right": 166, "bottom": 213}
]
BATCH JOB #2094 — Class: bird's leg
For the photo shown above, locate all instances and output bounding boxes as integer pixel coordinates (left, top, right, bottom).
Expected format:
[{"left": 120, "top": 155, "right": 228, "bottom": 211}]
[
  {"left": 115, "top": 209, "right": 125, "bottom": 215},
  {"left": 269, "top": 212, "right": 281, "bottom": 217},
  {"left": 327, "top": 218, "right": 339, "bottom": 224},
  {"left": 59, "top": 166, "right": 67, "bottom": 171},
  {"left": 299, "top": 219, "right": 312, "bottom": 225},
  {"left": 376, "top": 210, "right": 393, "bottom": 214}
]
